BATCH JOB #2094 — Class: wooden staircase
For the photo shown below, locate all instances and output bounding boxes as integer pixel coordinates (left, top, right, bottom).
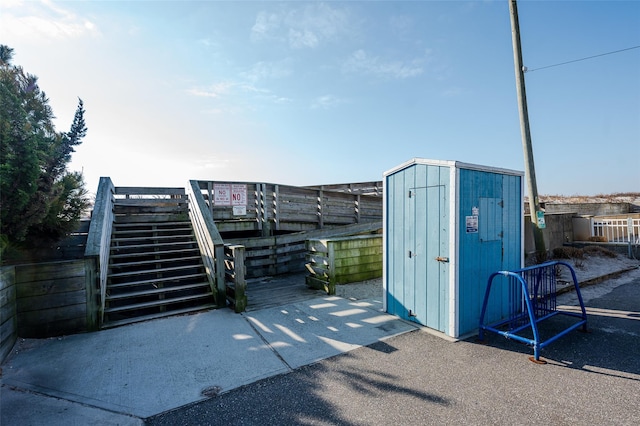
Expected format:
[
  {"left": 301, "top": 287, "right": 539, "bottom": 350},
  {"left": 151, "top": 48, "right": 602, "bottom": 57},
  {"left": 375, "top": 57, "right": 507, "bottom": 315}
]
[{"left": 102, "top": 188, "right": 215, "bottom": 328}]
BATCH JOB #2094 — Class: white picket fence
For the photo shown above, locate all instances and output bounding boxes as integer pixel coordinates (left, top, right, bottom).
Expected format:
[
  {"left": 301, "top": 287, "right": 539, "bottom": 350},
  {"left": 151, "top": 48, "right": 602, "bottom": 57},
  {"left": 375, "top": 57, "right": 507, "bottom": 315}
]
[{"left": 591, "top": 217, "right": 640, "bottom": 244}]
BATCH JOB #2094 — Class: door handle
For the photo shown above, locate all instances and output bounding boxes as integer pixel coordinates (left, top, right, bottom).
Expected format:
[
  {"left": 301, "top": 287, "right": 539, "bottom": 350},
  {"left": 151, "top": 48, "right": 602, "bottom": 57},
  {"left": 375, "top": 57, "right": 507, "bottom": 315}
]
[{"left": 435, "top": 256, "right": 449, "bottom": 263}]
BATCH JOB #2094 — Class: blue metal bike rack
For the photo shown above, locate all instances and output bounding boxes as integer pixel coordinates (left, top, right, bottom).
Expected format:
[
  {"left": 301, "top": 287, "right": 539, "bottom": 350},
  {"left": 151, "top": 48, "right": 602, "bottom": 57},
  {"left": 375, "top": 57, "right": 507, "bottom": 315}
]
[{"left": 478, "top": 261, "right": 588, "bottom": 363}]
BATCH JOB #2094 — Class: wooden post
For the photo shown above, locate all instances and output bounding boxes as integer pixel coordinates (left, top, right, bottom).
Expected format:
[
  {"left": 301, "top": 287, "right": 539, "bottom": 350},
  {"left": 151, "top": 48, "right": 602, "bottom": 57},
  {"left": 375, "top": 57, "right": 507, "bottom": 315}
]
[
  {"left": 317, "top": 188, "right": 324, "bottom": 229},
  {"left": 260, "top": 183, "right": 271, "bottom": 237},
  {"left": 207, "top": 181, "right": 214, "bottom": 218},
  {"left": 214, "top": 244, "right": 226, "bottom": 308},
  {"left": 509, "top": 0, "right": 546, "bottom": 259},
  {"left": 230, "top": 245, "right": 247, "bottom": 312},
  {"left": 273, "top": 184, "right": 280, "bottom": 231}
]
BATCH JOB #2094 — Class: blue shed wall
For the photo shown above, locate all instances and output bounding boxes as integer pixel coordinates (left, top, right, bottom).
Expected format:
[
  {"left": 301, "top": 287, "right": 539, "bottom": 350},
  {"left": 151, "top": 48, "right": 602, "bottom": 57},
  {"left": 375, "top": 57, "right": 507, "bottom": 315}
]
[{"left": 456, "top": 168, "right": 522, "bottom": 336}]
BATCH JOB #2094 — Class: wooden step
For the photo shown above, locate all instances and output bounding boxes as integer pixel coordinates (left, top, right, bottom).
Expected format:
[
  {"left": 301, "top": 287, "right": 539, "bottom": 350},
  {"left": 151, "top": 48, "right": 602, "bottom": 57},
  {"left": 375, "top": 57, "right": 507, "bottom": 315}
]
[
  {"left": 108, "top": 273, "right": 208, "bottom": 289},
  {"left": 106, "top": 282, "right": 211, "bottom": 301},
  {"left": 113, "top": 221, "right": 191, "bottom": 229},
  {"left": 114, "top": 198, "right": 187, "bottom": 207},
  {"left": 113, "top": 214, "right": 190, "bottom": 224},
  {"left": 110, "top": 255, "right": 202, "bottom": 269},
  {"left": 104, "top": 293, "right": 214, "bottom": 314},
  {"left": 113, "top": 205, "right": 188, "bottom": 215},
  {"left": 109, "top": 247, "right": 200, "bottom": 260},
  {"left": 102, "top": 304, "right": 217, "bottom": 329},
  {"left": 111, "top": 234, "right": 194, "bottom": 244},
  {"left": 108, "top": 264, "right": 204, "bottom": 279},
  {"left": 110, "top": 240, "right": 197, "bottom": 252},
  {"left": 112, "top": 226, "right": 193, "bottom": 236}
]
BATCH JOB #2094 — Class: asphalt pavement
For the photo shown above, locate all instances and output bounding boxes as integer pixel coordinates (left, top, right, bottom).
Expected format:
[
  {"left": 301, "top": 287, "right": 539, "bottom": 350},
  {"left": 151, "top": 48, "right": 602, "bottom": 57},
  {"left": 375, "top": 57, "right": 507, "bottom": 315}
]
[
  {"left": 149, "top": 267, "right": 640, "bottom": 425},
  {"left": 2, "top": 267, "right": 639, "bottom": 425}
]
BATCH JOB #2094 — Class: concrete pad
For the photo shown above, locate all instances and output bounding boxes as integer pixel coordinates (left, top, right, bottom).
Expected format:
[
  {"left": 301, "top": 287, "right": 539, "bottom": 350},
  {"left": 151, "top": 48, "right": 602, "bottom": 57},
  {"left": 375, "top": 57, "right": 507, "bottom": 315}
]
[
  {"left": 0, "top": 386, "right": 143, "bottom": 426},
  {"left": 1, "top": 308, "right": 289, "bottom": 419},
  {"left": 244, "top": 296, "right": 418, "bottom": 369}
]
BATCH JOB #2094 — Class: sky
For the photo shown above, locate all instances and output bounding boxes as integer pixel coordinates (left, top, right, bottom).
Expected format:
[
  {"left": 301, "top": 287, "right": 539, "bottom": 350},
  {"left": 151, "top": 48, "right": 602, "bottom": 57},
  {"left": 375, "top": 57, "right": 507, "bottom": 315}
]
[{"left": 1, "top": 0, "right": 639, "bottom": 197}]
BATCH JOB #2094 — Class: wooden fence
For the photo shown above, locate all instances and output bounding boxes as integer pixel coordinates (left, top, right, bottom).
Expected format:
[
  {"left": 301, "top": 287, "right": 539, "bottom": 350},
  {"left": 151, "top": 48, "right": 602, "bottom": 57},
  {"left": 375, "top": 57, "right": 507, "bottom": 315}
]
[
  {"left": 303, "top": 181, "right": 383, "bottom": 196},
  {"left": 14, "top": 260, "right": 88, "bottom": 339},
  {"left": 193, "top": 180, "right": 383, "bottom": 235},
  {"left": 305, "top": 235, "right": 383, "bottom": 294},
  {"left": 1, "top": 266, "right": 17, "bottom": 363},
  {"left": 226, "top": 222, "right": 381, "bottom": 280}
]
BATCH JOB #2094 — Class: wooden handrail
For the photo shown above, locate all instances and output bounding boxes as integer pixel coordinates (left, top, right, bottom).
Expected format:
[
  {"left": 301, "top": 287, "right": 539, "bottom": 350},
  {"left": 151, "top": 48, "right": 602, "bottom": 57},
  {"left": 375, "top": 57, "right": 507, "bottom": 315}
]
[
  {"left": 84, "top": 177, "right": 115, "bottom": 329},
  {"left": 187, "top": 180, "right": 226, "bottom": 307}
]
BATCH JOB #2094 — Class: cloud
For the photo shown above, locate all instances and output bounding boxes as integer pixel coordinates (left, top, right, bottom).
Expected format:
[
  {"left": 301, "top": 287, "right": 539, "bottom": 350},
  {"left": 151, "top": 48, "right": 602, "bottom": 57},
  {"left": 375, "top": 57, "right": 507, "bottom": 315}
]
[
  {"left": 311, "top": 94, "right": 348, "bottom": 110},
  {"left": 343, "top": 49, "right": 424, "bottom": 79},
  {"left": 240, "top": 60, "right": 293, "bottom": 84},
  {"left": 251, "top": 11, "right": 282, "bottom": 42},
  {"left": 441, "top": 87, "right": 465, "bottom": 98},
  {"left": 0, "top": 0, "right": 99, "bottom": 42},
  {"left": 251, "top": 3, "right": 352, "bottom": 49},
  {"left": 389, "top": 14, "right": 414, "bottom": 39},
  {"left": 187, "top": 82, "right": 235, "bottom": 98},
  {"left": 188, "top": 80, "right": 292, "bottom": 108}
]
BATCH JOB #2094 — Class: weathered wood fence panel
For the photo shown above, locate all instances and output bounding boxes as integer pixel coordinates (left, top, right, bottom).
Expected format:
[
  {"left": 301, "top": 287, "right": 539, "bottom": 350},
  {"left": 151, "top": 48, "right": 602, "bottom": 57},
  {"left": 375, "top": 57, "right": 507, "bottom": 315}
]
[
  {"left": 1, "top": 266, "right": 17, "bottom": 363},
  {"left": 227, "top": 222, "right": 381, "bottom": 279},
  {"left": 14, "top": 259, "right": 88, "bottom": 338},
  {"left": 305, "top": 235, "right": 383, "bottom": 295},
  {"left": 303, "top": 181, "right": 383, "bottom": 196},
  {"left": 195, "top": 180, "right": 383, "bottom": 235}
]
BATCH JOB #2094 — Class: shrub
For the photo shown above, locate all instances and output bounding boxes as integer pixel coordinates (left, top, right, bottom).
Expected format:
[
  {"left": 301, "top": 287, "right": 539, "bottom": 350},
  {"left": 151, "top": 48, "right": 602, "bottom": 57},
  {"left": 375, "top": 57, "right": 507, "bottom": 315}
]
[
  {"left": 584, "top": 245, "right": 617, "bottom": 258},
  {"left": 552, "top": 247, "right": 584, "bottom": 260}
]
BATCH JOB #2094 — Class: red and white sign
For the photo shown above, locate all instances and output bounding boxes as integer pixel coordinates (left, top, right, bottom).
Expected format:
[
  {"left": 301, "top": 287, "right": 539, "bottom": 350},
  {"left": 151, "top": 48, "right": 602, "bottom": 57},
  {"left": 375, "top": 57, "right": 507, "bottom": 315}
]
[
  {"left": 231, "top": 184, "right": 247, "bottom": 206},
  {"left": 213, "top": 184, "right": 247, "bottom": 206}
]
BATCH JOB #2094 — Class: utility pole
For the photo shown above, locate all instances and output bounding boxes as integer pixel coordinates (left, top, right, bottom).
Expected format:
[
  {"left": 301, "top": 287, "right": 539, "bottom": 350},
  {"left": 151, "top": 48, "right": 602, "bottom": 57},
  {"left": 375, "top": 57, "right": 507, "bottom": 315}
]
[{"left": 509, "top": 0, "right": 546, "bottom": 259}]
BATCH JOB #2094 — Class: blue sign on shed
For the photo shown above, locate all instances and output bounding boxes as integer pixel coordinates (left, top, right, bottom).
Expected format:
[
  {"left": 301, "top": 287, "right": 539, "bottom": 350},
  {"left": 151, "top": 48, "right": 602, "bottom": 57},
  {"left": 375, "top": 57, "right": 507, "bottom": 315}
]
[{"left": 383, "top": 158, "right": 524, "bottom": 338}]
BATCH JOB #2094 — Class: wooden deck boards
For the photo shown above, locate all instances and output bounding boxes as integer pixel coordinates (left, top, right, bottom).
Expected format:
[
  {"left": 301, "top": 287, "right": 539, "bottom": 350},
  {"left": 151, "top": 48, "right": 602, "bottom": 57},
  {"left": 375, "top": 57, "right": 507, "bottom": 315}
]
[{"left": 244, "top": 272, "right": 327, "bottom": 312}]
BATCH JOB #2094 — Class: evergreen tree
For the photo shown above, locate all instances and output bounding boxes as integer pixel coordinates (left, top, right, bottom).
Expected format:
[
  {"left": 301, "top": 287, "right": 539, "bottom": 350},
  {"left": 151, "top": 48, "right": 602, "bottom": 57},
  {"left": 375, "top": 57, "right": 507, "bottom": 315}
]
[{"left": 0, "top": 45, "right": 90, "bottom": 256}]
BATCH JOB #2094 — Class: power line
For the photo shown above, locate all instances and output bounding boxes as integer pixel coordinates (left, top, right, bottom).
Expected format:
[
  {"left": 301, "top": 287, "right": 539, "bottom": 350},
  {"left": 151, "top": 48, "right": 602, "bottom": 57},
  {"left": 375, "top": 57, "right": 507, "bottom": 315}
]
[{"left": 525, "top": 45, "right": 640, "bottom": 73}]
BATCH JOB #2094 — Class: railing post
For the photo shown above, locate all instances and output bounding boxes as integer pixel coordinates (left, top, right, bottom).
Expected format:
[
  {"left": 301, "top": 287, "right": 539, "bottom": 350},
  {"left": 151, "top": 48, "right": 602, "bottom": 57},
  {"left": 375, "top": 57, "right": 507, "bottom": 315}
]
[
  {"left": 225, "top": 244, "right": 247, "bottom": 312},
  {"left": 628, "top": 217, "right": 634, "bottom": 258},
  {"left": 84, "top": 177, "right": 115, "bottom": 330},
  {"left": 260, "top": 183, "right": 271, "bottom": 237},
  {"left": 317, "top": 188, "right": 324, "bottom": 229}
]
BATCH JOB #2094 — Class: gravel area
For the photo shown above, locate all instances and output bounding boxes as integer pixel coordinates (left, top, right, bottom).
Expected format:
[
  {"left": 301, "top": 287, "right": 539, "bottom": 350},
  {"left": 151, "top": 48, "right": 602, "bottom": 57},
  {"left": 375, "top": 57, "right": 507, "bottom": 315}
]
[{"left": 333, "top": 278, "right": 383, "bottom": 301}]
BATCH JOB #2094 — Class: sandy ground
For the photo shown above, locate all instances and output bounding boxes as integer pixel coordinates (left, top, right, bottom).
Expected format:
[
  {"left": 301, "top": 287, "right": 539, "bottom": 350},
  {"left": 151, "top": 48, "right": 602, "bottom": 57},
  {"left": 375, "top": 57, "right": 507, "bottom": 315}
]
[{"left": 334, "top": 251, "right": 640, "bottom": 301}]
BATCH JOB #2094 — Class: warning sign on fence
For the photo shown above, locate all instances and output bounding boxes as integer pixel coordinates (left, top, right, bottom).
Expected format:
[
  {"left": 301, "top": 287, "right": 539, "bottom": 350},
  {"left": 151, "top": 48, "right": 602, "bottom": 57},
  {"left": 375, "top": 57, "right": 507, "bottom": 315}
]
[{"left": 213, "top": 184, "right": 247, "bottom": 206}]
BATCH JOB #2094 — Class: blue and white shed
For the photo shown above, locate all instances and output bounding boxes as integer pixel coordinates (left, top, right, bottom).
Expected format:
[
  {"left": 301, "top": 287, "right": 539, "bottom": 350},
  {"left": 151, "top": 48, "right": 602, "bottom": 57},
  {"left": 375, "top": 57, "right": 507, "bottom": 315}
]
[{"left": 384, "top": 158, "right": 524, "bottom": 338}]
